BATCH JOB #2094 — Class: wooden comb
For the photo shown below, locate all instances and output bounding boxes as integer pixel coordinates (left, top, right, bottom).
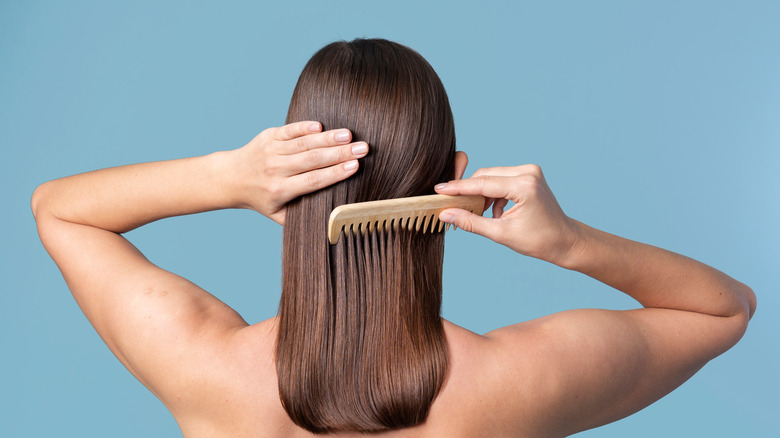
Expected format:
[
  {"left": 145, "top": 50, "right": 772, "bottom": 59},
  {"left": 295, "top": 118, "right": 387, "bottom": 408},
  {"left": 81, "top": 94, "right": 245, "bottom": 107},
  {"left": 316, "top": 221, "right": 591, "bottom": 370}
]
[{"left": 327, "top": 194, "right": 485, "bottom": 244}]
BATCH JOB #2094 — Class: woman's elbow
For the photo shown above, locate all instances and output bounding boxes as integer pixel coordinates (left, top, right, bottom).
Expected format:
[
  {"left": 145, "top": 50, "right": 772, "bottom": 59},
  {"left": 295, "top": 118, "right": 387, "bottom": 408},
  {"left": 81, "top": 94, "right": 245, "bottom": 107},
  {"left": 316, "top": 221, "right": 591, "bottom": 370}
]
[
  {"left": 31, "top": 182, "right": 48, "bottom": 221},
  {"left": 727, "top": 282, "right": 756, "bottom": 348},
  {"left": 31, "top": 180, "right": 57, "bottom": 223},
  {"left": 743, "top": 283, "right": 757, "bottom": 320}
]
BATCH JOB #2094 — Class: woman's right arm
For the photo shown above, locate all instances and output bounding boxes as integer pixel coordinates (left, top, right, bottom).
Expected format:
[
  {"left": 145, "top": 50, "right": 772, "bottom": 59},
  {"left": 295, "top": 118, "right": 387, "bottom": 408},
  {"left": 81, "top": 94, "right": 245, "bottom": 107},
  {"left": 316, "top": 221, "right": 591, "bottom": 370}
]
[{"left": 435, "top": 165, "right": 756, "bottom": 436}]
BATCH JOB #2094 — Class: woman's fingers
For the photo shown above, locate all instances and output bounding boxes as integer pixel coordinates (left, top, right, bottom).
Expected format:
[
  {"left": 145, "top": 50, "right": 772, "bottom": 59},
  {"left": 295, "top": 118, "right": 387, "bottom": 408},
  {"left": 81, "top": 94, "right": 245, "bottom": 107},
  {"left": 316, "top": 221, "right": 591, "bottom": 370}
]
[
  {"left": 260, "top": 121, "right": 368, "bottom": 177},
  {"left": 283, "top": 141, "right": 368, "bottom": 175},
  {"left": 274, "top": 121, "right": 323, "bottom": 140},
  {"left": 436, "top": 165, "right": 546, "bottom": 207},
  {"left": 280, "top": 128, "right": 354, "bottom": 154},
  {"left": 492, "top": 198, "right": 509, "bottom": 218},
  {"left": 266, "top": 121, "right": 355, "bottom": 154},
  {"left": 435, "top": 175, "right": 514, "bottom": 201},
  {"left": 284, "top": 160, "right": 361, "bottom": 199},
  {"left": 438, "top": 208, "right": 499, "bottom": 241},
  {"left": 436, "top": 177, "right": 511, "bottom": 214}
]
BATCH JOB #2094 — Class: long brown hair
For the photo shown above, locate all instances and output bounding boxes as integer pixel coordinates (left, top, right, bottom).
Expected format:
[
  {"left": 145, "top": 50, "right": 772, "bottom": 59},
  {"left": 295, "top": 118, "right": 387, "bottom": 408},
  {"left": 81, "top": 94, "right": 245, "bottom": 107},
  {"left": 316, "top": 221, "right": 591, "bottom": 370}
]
[{"left": 277, "top": 38, "right": 456, "bottom": 433}]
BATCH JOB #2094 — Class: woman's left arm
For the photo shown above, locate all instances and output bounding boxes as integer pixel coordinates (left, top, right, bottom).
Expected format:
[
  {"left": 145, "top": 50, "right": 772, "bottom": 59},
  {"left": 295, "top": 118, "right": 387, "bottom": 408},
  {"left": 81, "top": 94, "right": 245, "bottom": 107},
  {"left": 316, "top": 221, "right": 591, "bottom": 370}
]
[{"left": 31, "top": 121, "right": 367, "bottom": 401}]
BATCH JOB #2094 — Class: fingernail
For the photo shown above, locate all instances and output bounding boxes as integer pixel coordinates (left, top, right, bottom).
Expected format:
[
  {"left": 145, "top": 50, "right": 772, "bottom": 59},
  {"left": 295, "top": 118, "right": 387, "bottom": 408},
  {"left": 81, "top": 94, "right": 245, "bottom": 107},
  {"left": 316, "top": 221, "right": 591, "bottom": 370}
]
[
  {"left": 351, "top": 142, "right": 368, "bottom": 156},
  {"left": 439, "top": 211, "right": 455, "bottom": 223},
  {"left": 435, "top": 183, "right": 448, "bottom": 190},
  {"left": 344, "top": 160, "right": 358, "bottom": 171},
  {"left": 335, "top": 130, "right": 351, "bottom": 142},
  {"left": 308, "top": 122, "right": 321, "bottom": 132}
]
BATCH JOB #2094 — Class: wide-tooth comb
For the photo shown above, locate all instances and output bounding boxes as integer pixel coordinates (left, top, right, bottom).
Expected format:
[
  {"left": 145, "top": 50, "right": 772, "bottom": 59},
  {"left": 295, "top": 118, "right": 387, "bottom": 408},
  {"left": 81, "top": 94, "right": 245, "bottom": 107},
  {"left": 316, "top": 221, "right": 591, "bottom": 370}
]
[{"left": 327, "top": 194, "right": 485, "bottom": 244}]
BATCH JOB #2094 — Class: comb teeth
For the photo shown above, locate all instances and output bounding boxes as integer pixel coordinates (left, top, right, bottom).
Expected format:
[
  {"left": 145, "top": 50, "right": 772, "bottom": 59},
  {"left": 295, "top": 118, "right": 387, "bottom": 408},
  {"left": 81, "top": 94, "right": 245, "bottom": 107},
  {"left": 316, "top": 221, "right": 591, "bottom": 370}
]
[
  {"left": 340, "top": 214, "right": 446, "bottom": 239},
  {"left": 327, "top": 194, "right": 484, "bottom": 244}
]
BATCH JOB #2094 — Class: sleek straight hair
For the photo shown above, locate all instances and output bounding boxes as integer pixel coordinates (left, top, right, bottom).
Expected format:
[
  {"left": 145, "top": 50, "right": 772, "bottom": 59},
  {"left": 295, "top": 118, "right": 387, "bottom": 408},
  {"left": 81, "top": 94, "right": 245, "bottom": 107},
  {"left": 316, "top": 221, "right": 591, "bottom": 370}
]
[{"left": 277, "top": 38, "right": 456, "bottom": 433}]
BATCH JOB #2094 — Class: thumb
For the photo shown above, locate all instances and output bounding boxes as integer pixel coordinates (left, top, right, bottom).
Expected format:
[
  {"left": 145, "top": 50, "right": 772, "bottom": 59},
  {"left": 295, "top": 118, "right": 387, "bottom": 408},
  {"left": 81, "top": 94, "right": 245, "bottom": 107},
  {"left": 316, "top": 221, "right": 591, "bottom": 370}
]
[{"left": 439, "top": 208, "right": 496, "bottom": 240}]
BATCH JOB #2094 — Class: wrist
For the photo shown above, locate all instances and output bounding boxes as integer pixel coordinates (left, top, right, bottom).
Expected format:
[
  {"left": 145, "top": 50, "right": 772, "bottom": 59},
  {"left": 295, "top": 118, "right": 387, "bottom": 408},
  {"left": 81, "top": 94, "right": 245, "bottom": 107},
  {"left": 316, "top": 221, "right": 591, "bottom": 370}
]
[
  {"left": 554, "top": 219, "right": 593, "bottom": 271},
  {"left": 209, "top": 149, "right": 251, "bottom": 210}
]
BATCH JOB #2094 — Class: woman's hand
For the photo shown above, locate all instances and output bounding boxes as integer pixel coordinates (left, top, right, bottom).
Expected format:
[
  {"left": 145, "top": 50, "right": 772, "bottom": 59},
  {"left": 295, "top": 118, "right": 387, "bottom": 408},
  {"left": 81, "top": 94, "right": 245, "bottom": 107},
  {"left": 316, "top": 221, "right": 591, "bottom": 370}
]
[
  {"left": 435, "top": 164, "right": 580, "bottom": 266},
  {"left": 233, "top": 121, "right": 368, "bottom": 224}
]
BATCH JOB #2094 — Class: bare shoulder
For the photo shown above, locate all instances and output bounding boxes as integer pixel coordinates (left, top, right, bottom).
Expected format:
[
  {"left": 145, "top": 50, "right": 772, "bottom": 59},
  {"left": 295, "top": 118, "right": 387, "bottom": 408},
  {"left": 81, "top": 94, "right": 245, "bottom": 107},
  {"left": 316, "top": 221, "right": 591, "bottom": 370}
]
[
  {"left": 428, "top": 320, "right": 559, "bottom": 437},
  {"left": 440, "top": 311, "right": 648, "bottom": 436},
  {"left": 170, "top": 317, "right": 294, "bottom": 437}
]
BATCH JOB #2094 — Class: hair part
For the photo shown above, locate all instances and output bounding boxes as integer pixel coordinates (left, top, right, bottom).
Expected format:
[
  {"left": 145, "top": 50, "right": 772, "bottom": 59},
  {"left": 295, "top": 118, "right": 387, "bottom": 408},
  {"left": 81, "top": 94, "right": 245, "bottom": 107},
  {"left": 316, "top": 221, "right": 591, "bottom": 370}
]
[{"left": 277, "top": 38, "right": 455, "bottom": 433}]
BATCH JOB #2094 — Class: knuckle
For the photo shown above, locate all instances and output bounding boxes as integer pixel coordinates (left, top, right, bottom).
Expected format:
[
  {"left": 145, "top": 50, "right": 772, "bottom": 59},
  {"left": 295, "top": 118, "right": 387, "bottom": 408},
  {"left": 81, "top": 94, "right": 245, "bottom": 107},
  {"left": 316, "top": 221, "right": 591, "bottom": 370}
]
[
  {"left": 304, "top": 171, "right": 322, "bottom": 189},
  {"left": 460, "top": 217, "right": 477, "bottom": 234},
  {"left": 263, "top": 158, "right": 281, "bottom": 175},
  {"left": 258, "top": 128, "right": 273, "bottom": 141},
  {"left": 294, "top": 137, "right": 309, "bottom": 153},
  {"left": 266, "top": 181, "right": 284, "bottom": 198},
  {"left": 304, "top": 150, "right": 322, "bottom": 167},
  {"left": 525, "top": 164, "right": 543, "bottom": 176},
  {"left": 285, "top": 122, "right": 303, "bottom": 137},
  {"left": 340, "top": 145, "right": 353, "bottom": 160}
]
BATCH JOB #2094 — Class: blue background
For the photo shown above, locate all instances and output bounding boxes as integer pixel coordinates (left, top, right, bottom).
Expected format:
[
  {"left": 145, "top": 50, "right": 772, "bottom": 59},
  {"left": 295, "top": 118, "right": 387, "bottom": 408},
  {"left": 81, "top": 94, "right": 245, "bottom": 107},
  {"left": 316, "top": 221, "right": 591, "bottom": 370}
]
[{"left": 1, "top": 1, "right": 777, "bottom": 436}]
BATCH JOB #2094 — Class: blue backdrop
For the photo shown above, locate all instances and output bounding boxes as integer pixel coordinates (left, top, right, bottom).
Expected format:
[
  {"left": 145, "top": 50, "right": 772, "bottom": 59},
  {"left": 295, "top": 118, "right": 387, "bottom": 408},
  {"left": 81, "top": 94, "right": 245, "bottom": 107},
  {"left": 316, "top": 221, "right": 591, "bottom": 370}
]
[{"left": 1, "top": 1, "right": 777, "bottom": 436}]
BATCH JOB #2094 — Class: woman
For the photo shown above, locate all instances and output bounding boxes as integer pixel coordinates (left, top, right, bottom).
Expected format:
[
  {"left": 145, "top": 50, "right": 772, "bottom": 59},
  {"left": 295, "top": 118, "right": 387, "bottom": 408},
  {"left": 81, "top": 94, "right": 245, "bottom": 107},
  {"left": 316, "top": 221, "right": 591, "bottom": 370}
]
[{"left": 32, "top": 39, "right": 755, "bottom": 437}]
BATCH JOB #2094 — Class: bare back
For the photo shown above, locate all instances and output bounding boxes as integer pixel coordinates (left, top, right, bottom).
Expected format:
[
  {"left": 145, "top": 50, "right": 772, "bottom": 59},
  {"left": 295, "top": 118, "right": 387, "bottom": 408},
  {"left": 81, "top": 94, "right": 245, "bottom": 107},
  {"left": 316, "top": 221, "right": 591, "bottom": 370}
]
[{"left": 172, "top": 318, "right": 556, "bottom": 438}]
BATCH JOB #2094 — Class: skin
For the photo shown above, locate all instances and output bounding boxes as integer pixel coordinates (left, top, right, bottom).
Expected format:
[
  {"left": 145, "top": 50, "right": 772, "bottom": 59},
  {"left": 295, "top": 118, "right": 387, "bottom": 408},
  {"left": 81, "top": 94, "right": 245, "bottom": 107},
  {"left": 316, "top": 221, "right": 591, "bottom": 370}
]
[{"left": 32, "top": 121, "right": 756, "bottom": 437}]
